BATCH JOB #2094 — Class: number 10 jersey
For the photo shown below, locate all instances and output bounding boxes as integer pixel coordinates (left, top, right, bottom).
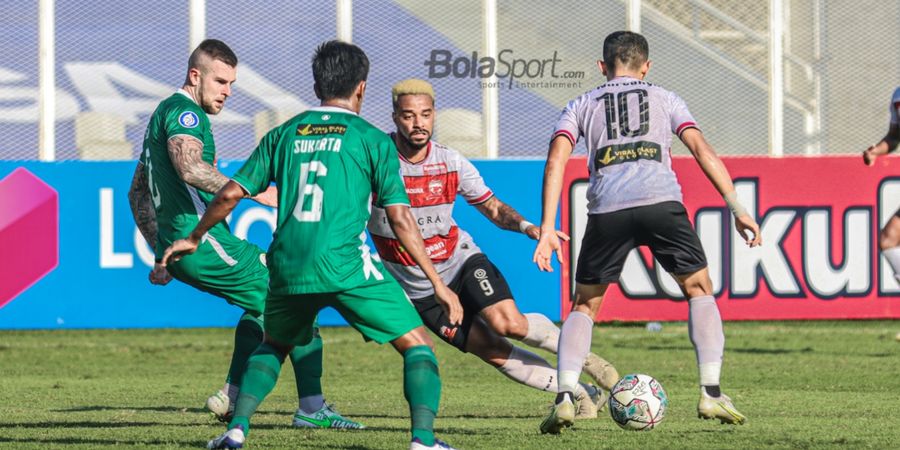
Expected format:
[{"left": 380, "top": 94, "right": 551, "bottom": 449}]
[{"left": 553, "top": 76, "right": 699, "bottom": 214}]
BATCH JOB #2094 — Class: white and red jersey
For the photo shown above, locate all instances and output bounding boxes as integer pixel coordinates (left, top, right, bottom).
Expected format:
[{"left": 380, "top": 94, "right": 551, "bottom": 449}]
[
  {"left": 368, "top": 137, "right": 492, "bottom": 298},
  {"left": 554, "top": 76, "right": 698, "bottom": 214}
]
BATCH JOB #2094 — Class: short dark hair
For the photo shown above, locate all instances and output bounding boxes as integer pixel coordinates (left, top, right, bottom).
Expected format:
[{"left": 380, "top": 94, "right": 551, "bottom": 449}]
[
  {"left": 312, "top": 40, "right": 369, "bottom": 101},
  {"left": 603, "top": 31, "right": 648, "bottom": 73},
  {"left": 189, "top": 39, "right": 238, "bottom": 69}
]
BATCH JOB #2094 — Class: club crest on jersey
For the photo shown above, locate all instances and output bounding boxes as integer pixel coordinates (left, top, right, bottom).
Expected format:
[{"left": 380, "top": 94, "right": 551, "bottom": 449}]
[
  {"left": 178, "top": 111, "right": 200, "bottom": 128},
  {"left": 428, "top": 178, "right": 444, "bottom": 196}
]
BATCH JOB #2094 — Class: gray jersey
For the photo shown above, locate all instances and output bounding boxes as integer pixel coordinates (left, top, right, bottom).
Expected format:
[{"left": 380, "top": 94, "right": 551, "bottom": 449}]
[{"left": 553, "top": 76, "right": 698, "bottom": 214}]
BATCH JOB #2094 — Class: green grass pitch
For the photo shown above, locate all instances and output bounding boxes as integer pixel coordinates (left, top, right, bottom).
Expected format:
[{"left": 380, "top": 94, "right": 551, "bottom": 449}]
[{"left": 1, "top": 321, "right": 898, "bottom": 449}]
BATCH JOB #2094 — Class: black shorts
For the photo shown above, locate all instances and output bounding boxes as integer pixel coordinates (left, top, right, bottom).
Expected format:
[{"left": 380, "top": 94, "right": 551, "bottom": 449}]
[
  {"left": 575, "top": 201, "right": 707, "bottom": 285},
  {"left": 410, "top": 253, "right": 513, "bottom": 352}
]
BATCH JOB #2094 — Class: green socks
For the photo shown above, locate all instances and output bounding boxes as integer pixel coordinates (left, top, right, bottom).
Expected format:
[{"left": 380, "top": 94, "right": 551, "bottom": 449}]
[
  {"left": 225, "top": 313, "right": 264, "bottom": 387},
  {"left": 403, "top": 345, "right": 441, "bottom": 446},
  {"left": 228, "top": 343, "right": 286, "bottom": 434},
  {"left": 290, "top": 328, "right": 324, "bottom": 407}
]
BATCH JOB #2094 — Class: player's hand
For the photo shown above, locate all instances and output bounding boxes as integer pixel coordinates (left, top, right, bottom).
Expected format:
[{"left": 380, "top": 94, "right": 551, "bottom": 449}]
[
  {"left": 533, "top": 226, "right": 565, "bottom": 272},
  {"left": 863, "top": 146, "right": 879, "bottom": 166},
  {"left": 523, "top": 224, "right": 570, "bottom": 243},
  {"left": 252, "top": 185, "right": 278, "bottom": 207},
  {"left": 434, "top": 283, "right": 463, "bottom": 326},
  {"left": 735, "top": 214, "right": 762, "bottom": 247},
  {"left": 149, "top": 262, "right": 173, "bottom": 285},
  {"left": 161, "top": 237, "right": 200, "bottom": 266}
]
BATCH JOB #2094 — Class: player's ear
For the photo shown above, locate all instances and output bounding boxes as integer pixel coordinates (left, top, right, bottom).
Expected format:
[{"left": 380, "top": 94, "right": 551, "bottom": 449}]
[
  {"left": 313, "top": 83, "right": 322, "bottom": 100},
  {"left": 641, "top": 60, "right": 651, "bottom": 78},
  {"left": 597, "top": 60, "right": 608, "bottom": 77},
  {"left": 355, "top": 80, "right": 367, "bottom": 104},
  {"left": 188, "top": 67, "right": 201, "bottom": 86}
]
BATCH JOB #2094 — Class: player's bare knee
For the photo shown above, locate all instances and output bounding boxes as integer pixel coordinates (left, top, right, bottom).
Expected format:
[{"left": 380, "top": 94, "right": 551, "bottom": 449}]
[
  {"left": 486, "top": 312, "right": 527, "bottom": 339},
  {"left": 675, "top": 269, "right": 713, "bottom": 298},
  {"left": 391, "top": 326, "right": 434, "bottom": 354},
  {"left": 573, "top": 283, "right": 607, "bottom": 315}
]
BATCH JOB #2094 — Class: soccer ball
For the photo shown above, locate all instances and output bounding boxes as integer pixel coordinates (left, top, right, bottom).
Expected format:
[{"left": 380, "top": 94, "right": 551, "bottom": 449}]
[{"left": 608, "top": 373, "right": 668, "bottom": 431}]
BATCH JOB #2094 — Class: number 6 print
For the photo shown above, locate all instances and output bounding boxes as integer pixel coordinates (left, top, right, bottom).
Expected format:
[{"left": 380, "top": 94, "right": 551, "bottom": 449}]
[{"left": 292, "top": 161, "right": 328, "bottom": 222}]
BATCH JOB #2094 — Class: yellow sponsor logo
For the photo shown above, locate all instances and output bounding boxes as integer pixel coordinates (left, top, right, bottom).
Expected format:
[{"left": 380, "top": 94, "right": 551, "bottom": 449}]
[
  {"left": 296, "top": 124, "right": 347, "bottom": 136},
  {"left": 594, "top": 141, "right": 662, "bottom": 168}
]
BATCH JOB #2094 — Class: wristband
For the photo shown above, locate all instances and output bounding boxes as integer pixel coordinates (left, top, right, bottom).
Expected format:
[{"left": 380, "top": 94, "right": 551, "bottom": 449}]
[
  {"left": 519, "top": 220, "right": 534, "bottom": 234},
  {"left": 723, "top": 191, "right": 748, "bottom": 218}
]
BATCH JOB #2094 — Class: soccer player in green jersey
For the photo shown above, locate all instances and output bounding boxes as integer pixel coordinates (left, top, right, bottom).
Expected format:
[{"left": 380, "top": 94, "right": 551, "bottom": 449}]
[
  {"left": 127, "top": 39, "right": 363, "bottom": 430},
  {"left": 163, "top": 40, "right": 463, "bottom": 450}
]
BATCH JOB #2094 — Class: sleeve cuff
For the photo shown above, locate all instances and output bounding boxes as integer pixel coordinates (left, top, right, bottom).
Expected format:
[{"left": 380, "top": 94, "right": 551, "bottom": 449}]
[
  {"left": 230, "top": 176, "right": 256, "bottom": 197},
  {"left": 552, "top": 129, "right": 576, "bottom": 145},
  {"left": 467, "top": 190, "right": 494, "bottom": 205}
]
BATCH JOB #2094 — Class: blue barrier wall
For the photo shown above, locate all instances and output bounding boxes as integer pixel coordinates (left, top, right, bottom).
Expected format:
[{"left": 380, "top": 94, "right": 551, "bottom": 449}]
[{"left": 0, "top": 160, "right": 559, "bottom": 329}]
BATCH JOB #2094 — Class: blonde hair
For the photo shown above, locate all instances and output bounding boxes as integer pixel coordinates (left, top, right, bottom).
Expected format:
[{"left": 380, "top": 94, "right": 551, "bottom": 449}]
[{"left": 391, "top": 78, "right": 435, "bottom": 109}]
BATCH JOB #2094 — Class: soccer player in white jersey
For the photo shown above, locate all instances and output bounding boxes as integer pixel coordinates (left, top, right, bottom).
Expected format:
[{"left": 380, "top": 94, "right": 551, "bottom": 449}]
[
  {"left": 367, "top": 79, "right": 620, "bottom": 418},
  {"left": 862, "top": 87, "right": 900, "bottom": 340},
  {"left": 533, "top": 31, "right": 762, "bottom": 434}
]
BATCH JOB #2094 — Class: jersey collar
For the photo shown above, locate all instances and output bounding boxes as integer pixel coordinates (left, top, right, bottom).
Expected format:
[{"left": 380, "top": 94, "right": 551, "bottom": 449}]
[
  {"left": 309, "top": 106, "right": 358, "bottom": 116},
  {"left": 176, "top": 89, "right": 198, "bottom": 105}
]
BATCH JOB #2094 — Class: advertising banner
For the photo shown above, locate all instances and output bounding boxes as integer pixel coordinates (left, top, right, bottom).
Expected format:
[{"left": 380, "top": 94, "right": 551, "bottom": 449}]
[{"left": 561, "top": 155, "right": 900, "bottom": 321}]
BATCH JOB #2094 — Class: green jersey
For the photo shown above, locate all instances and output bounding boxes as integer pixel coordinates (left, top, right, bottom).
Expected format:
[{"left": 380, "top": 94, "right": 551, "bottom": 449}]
[
  {"left": 140, "top": 90, "right": 230, "bottom": 258},
  {"left": 232, "top": 106, "right": 409, "bottom": 295}
]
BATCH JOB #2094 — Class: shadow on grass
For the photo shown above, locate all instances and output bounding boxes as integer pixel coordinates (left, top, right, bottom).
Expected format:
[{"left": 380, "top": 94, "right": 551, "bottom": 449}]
[
  {"left": 0, "top": 436, "right": 206, "bottom": 447},
  {"left": 4, "top": 421, "right": 193, "bottom": 429},
  {"left": 348, "top": 412, "right": 538, "bottom": 420},
  {"left": 52, "top": 405, "right": 208, "bottom": 414},
  {"left": 52, "top": 405, "right": 284, "bottom": 417},
  {"left": 615, "top": 342, "right": 816, "bottom": 355}
]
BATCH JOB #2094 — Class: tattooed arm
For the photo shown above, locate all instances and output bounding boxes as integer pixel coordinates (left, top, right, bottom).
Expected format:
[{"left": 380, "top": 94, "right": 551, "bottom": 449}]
[
  {"left": 128, "top": 162, "right": 158, "bottom": 246},
  {"left": 474, "top": 196, "right": 539, "bottom": 238},
  {"left": 128, "top": 162, "right": 172, "bottom": 285},
  {"left": 475, "top": 195, "right": 569, "bottom": 243},
  {"left": 167, "top": 135, "right": 231, "bottom": 194},
  {"left": 168, "top": 135, "right": 277, "bottom": 206}
]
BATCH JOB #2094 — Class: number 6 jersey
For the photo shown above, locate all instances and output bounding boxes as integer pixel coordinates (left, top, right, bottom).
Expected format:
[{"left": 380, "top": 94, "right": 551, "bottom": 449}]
[
  {"left": 232, "top": 106, "right": 409, "bottom": 295},
  {"left": 553, "top": 76, "right": 699, "bottom": 214}
]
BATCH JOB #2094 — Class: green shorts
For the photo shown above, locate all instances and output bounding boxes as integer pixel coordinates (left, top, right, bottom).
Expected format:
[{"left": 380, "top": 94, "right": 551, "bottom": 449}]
[
  {"left": 166, "top": 233, "right": 268, "bottom": 317},
  {"left": 264, "top": 275, "right": 423, "bottom": 347}
]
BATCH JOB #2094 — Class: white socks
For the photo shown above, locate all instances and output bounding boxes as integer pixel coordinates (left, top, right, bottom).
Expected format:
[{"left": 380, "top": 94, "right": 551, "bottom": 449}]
[
  {"left": 688, "top": 296, "right": 724, "bottom": 387},
  {"left": 521, "top": 313, "right": 561, "bottom": 353},
  {"left": 557, "top": 311, "right": 594, "bottom": 393},
  {"left": 497, "top": 346, "right": 556, "bottom": 391},
  {"left": 884, "top": 246, "right": 900, "bottom": 283},
  {"left": 497, "top": 346, "right": 590, "bottom": 398}
]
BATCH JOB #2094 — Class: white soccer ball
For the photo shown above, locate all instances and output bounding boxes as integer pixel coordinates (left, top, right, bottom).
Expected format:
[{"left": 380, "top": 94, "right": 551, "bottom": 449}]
[{"left": 608, "top": 373, "right": 668, "bottom": 431}]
